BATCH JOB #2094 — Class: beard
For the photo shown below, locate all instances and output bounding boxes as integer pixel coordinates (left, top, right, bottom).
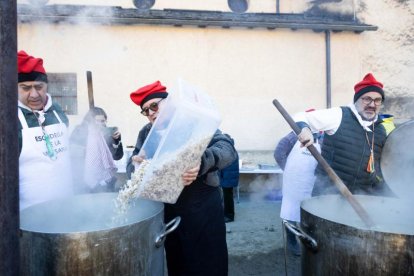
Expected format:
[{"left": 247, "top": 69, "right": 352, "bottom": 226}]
[{"left": 359, "top": 107, "right": 377, "bottom": 121}]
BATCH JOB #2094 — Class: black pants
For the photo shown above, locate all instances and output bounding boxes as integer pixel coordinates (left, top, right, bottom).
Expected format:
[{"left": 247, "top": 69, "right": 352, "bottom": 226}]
[
  {"left": 222, "top": 187, "right": 235, "bottom": 220},
  {"left": 164, "top": 185, "right": 228, "bottom": 276}
]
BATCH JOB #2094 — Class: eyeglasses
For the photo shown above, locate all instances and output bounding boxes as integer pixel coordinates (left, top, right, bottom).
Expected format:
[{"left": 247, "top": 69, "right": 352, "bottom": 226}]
[
  {"left": 95, "top": 119, "right": 107, "bottom": 123},
  {"left": 360, "top": 96, "right": 383, "bottom": 106},
  {"left": 140, "top": 99, "right": 164, "bottom": 116}
]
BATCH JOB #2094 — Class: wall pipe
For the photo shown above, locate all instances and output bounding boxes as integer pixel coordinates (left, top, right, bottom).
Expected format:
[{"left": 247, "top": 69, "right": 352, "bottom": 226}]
[
  {"left": 0, "top": 0, "right": 19, "bottom": 275},
  {"left": 325, "top": 30, "right": 332, "bottom": 108}
]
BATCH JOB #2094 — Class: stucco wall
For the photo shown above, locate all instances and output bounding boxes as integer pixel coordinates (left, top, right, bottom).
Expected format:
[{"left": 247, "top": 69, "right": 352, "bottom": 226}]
[
  {"left": 359, "top": 0, "right": 414, "bottom": 122},
  {"left": 17, "top": 0, "right": 414, "bottom": 152}
]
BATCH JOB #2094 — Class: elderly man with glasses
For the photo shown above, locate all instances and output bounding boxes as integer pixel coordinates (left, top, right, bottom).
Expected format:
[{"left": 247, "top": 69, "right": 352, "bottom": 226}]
[{"left": 295, "top": 73, "right": 394, "bottom": 196}]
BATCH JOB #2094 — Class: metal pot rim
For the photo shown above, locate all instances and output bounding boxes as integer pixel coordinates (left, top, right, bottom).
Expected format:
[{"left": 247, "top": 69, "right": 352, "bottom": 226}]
[
  {"left": 301, "top": 194, "right": 414, "bottom": 235},
  {"left": 20, "top": 193, "right": 164, "bottom": 234}
]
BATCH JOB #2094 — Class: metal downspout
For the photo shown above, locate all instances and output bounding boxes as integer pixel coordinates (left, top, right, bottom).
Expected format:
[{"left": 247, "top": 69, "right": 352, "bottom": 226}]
[
  {"left": 325, "top": 30, "right": 332, "bottom": 108},
  {"left": 276, "top": 0, "right": 280, "bottom": 13}
]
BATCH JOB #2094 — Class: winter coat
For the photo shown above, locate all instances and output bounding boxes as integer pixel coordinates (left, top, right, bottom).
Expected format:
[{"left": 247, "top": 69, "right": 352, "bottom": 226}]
[
  {"left": 274, "top": 131, "right": 297, "bottom": 170},
  {"left": 128, "top": 123, "right": 237, "bottom": 275},
  {"left": 219, "top": 157, "right": 240, "bottom": 188}
]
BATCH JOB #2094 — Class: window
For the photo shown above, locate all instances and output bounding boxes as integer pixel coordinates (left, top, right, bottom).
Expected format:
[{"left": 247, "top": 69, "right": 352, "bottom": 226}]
[{"left": 47, "top": 73, "right": 77, "bottom": 115}]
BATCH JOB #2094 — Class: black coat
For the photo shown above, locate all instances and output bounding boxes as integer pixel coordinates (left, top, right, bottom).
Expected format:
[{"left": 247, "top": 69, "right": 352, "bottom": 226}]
[
  {"left": 128, "top": 123, "right": 237, "bottom": 276},
  {"left": 219, "top": 157, "right": 240, "bottom": 188}
]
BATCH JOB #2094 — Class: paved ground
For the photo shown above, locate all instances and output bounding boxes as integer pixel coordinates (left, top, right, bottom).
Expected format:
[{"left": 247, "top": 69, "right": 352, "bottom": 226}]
[{"left": 226, "top": 192, "right": 301, "bottom": 276}]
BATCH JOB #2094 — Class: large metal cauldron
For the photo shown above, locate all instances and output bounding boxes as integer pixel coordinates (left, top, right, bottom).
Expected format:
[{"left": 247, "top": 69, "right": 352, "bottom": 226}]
[
  {"left": 20, "top": 193, "right": 180, "bottom": 276},
  {"left": 291, "top": 195, "right": 414, "bottom": 275},
  {"left": 282, "top": 120, "right": 414, "bottom": 275}
]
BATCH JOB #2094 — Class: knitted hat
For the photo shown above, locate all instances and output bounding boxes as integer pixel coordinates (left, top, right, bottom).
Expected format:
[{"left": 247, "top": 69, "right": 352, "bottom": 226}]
[
  {"left": 130, "top": 80, "right": 168, "bottom": 107},
  {"left": 17, "top": 50, "right": 48, "bottom": 83},
  {"left": 353, "top": 73, "right": 384, "bottom": 103}
]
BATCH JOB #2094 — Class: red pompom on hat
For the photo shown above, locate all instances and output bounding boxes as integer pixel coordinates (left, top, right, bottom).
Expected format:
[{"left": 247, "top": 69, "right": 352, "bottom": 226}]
[
  {"left": 130, "top": 80, "right": 168, "bottom": 107},
  {"left": 17, "top": 50, "right": 48, "bottom": 83},
  {"left": 353, "top": 73, "right": 384, "bottom": 103}
]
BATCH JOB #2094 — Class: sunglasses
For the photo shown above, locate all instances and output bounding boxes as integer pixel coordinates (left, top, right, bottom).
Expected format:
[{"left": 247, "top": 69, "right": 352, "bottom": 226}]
[{"left": 140, "top": 98, "right": 164, "bottom": 116}]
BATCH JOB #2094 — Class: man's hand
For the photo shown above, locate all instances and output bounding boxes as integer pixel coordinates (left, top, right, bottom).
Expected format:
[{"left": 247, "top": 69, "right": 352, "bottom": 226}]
[
  {"left": 131, "top": 155, "right": 144, "bottom": 164},
  {"left": 298, "top": 127, "right": 314, "bottom": 148},
  {"left": 112, "top": 131, "right": 121, "bottom": 140},
  {"left": 182, "top": 165, "right": 201, "bottom": 186}
]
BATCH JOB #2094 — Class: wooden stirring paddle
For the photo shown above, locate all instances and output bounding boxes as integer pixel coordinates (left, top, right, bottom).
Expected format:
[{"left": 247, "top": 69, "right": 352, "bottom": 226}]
[{"left": 273, "top": 99, "right": 375, "bottom": 228}]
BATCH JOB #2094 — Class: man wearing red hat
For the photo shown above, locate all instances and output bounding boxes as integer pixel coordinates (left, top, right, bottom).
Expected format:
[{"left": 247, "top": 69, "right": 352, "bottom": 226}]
[
  {"left": 127, "top": 80, "right": 237, "bottom": 276},
  {"left": 17, "top": 50, "right": 73, "bottom": 210},
  {"left": 294, "top": 73, "right": 394, "bottom": 196}
]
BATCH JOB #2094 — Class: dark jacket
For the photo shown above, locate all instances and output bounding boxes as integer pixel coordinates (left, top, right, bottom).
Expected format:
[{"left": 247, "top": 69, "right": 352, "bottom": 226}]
[
  {"left": 314, "top": 107, "right": 391, "bottom": 196},
  {"left": 274, "top": 131, "right": 297, "bottom": 170},
  {"left": 126, "top": 122, "right": 152, "bottom": 179},
  {"left": 219, "top": 157, "right": 240, "bottom": 188},
  {"left": 128, "top": 123, "right": 237, "bottom": 275},
  {"left": 274, "top": 131, "right": 323, "bottom": 171}
]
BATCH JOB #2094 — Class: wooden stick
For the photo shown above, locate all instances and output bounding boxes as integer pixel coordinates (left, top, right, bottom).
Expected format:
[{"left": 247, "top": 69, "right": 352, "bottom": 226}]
[
  {"left": 273, "top": 99, "right": 375, "bottom": 228},
  {"left": 86, "top": 71, "right": 94, "bottom": 109}
]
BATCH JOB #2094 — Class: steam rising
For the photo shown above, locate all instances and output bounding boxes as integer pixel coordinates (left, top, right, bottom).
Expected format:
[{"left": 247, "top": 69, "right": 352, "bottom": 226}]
[
  {"left": 246, "top": 174, "right": 282, "bottom": 202},
  {"left": 17, "top": 1, "right": 116, "bottom": 25},
  {"left": 20, "top": 193, "right": 163, "bottom": 233},
  {"left": 302, "top": 195, "right": 414, "bottom": 234},
  {"left": 309, "top": 0, "right": 355, "bottom": 16}
]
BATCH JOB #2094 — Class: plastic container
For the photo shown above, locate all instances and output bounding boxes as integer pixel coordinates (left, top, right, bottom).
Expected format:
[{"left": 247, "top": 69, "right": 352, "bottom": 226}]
[{"left": 132, "top": 79, "right": 222, "bottom": 203}]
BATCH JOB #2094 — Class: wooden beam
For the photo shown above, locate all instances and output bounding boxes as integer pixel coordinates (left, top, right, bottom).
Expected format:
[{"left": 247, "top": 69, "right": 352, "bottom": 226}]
[{"left": 17, "top": 4, "right": 378, "bottom": 33}]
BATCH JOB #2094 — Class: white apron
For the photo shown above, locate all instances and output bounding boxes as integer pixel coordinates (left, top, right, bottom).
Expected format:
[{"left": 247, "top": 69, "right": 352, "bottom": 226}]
[
  {"left": 280, "top": 141, "right": 320, "bottom": 222},
  {"left": 18, "top": 108, "right": 73, "bottom": 210}
]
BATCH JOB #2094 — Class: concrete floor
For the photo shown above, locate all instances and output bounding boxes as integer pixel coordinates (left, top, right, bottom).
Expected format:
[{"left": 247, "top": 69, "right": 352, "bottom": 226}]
[{"left": 227, "top": 192, "right": 301, "bottom": 276}]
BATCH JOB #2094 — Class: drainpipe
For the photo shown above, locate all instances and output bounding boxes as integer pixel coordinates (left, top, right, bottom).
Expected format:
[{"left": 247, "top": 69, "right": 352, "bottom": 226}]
[
  {"left": 325, "top": 30, "right": 332, "bottom": 108},
  {"left": 0, "top": 0, "right": 19, "bottom": 275},
  {"left": 276, "top": 0, "right": 280, "bottom": 13}
]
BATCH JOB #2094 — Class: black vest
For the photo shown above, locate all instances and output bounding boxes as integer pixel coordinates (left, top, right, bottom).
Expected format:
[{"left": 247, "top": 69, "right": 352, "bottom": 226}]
[{"left": 313, "top": 107, "right": 388, "bottom": 195}]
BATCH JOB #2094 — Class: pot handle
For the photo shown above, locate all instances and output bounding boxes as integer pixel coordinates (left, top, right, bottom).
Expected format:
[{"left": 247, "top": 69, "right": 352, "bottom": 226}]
[
  {"left": 283, "top": 220, "right": 318, "bottom": 252},
  {"left": 155, "top": 216, "right": 181, "bottom": 248}
]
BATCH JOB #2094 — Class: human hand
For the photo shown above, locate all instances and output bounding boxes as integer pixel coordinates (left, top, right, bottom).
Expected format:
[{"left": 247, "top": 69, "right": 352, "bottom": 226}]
[
  {"left": 298, "top": 127, "right": 314, "bottom": 148},
  {"left": 132, "top": 155, "right": 144, "bottom": 164},
  {"left": 112, "top": 131, "right": 121, "bottom": 140},
  {"left": 182, "top": 165, "right": 200, "bottom": 186}
]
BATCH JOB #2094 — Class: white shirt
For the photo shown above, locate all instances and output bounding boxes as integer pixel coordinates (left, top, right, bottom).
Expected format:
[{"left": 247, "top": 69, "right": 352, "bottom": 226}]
[{"left": 293, "top": 103, "right": 378, "bottom": 134}]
